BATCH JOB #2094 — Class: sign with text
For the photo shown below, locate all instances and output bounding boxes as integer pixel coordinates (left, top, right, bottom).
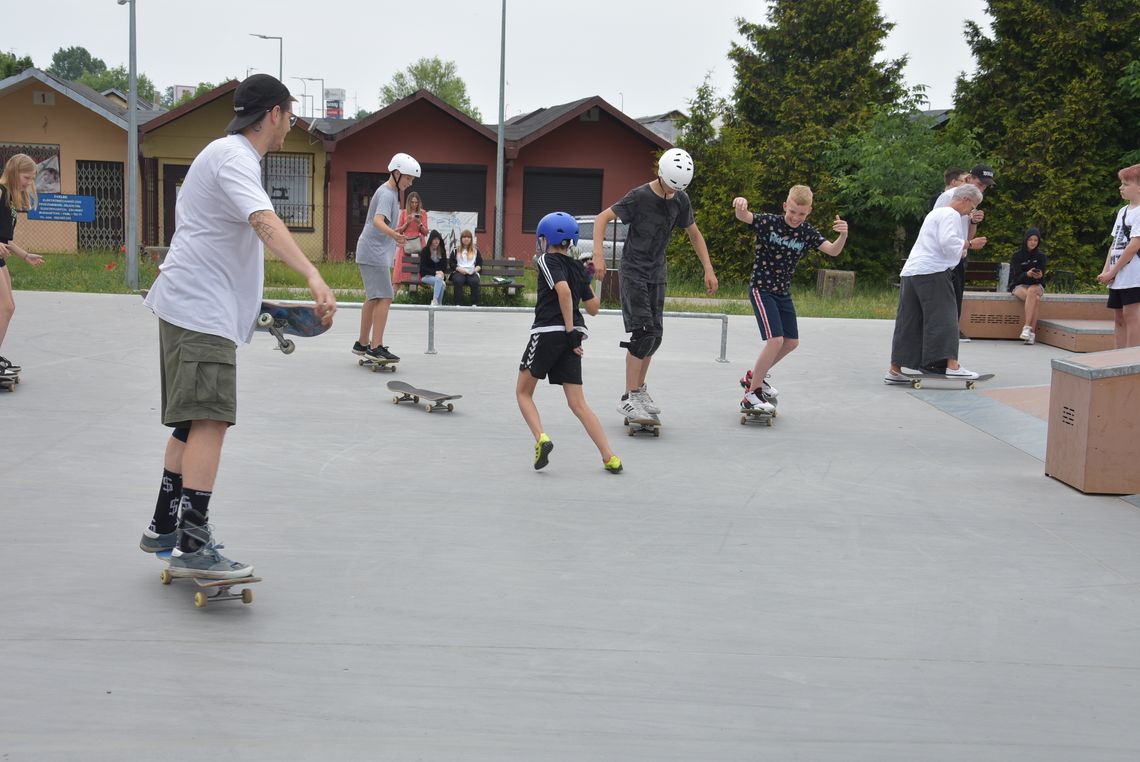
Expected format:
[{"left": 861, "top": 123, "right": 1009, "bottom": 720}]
[
  {"left": 27, "top": 193, "right": 96, "bottom": 222},
  {"left": 426, "top": 211, "right": 479, "bottom": 255}
]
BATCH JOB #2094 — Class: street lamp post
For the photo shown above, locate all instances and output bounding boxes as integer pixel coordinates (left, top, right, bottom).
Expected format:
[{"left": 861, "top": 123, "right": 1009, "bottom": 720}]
[
  {"left": 117, "top": 0, "right": 139, "bottom": 290},
  {"left": 249, "top": 33, "right": 283, "bottom": 80},
  {"left": 299, "top": 76, "right": 325, "bottom": 119},
  {"left": 291, "top": 77, "right": 309, "bottom": 118},
  {"left": 494, "top": 0, "right": 506, "bottom": 259}
]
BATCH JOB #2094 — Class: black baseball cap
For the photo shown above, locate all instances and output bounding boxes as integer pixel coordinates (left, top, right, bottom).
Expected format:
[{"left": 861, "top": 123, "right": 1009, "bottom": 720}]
[
  {"left": 970, "top": 164, "right": 996, "bottom": 187},
  {"left": 225, "top": 74, "right": 294, "bottom": 134}
]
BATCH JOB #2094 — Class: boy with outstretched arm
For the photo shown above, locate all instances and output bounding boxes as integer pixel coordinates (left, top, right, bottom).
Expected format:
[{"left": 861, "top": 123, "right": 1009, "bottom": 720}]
[
  {"left": 592, "top": 148, "right": 718, "bottom": 422},
  {"left": 732, "top": 185, "right": 848, "bottom": 412},
  {"left": 517, "top": 212, "right": 623, "bottom": 474}
]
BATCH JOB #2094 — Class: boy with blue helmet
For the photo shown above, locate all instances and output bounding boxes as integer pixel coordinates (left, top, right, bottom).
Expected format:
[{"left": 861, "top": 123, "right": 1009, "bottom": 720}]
[{"left": 516, "top": 212, "right": 622, "bottom": 473}]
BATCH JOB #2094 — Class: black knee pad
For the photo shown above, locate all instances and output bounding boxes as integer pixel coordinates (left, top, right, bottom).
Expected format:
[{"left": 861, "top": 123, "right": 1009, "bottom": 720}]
[
  {"left": 646, "top": 334, "right": 663, "bottom": 357},
  {"left": 172, "top": 426, "right": 190, "bottom": 443},
  {"left": 620, "top": 329, "right": 656, "bottom": 359}
]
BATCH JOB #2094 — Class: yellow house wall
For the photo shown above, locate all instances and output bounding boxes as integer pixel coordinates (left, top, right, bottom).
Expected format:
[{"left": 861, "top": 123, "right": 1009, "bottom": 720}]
[
  {"left": 0, "top": 79, "right": 127, "bottom": 253},
  {"left": 143, "top": 98, "right": 328, "bottom": 261}
]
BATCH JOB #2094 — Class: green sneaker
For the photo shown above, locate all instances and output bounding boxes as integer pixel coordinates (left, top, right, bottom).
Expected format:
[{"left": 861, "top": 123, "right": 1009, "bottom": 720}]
[
  {"left": 604, "top": 455, "right": 623, "bottom": 474},
  {"left": 534, "top": 433, "right": 553, "bottom": 470}
]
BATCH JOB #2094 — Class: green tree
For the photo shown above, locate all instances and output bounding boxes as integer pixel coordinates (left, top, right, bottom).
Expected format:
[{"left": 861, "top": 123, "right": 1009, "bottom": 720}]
[
  {"left": 162, "top": 82, "right": 218, "bottom": 109},
  {"left": 47, "top": 46, "right": 106, "bottom": 81},
  {"left": 380, "top": 57, "right": 482, "bottom": 121},
  {"left": 954, "top": 0, "right": 1140, "bottom": 281},
  {"left": 669, "top": 77, "right": 760, "bottom": 284},
  {"left": 78, "top": 66, "right": 158, "bottom": 104},
  {"left": 728, "top": 0, "right": 908, "bottom": 284},
  {"left": 1, "top": 51, "right": 34, "bottom": 79},
  {"left": 823, "top": 97, "right": 981, "bottom": 284}
]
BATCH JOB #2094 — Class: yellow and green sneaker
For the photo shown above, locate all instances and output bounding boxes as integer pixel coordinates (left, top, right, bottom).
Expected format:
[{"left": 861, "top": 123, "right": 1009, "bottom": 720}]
[
  {"left": 604, "top": 455, "right": 623, "bottom": 474},
  {"left": 534, "top": 433, "right": 554, "bottom": 470}
]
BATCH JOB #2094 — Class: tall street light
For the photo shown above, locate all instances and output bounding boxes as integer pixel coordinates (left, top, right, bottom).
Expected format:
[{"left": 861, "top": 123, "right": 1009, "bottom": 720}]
[
  {"left": 291, "top": 77, "right": 309, "bottom": 118},
  {"left": 494, "top": 0, "right": 506, "bottom": 259},
  {"left": 299, "top": 76, "right": 325, "bottom": 119},
  {"left": 249, "top": 33, "right": 282, "bottom": 80},
  {"left": 118, "top": 0, "right": 139, "bottom": 290}
]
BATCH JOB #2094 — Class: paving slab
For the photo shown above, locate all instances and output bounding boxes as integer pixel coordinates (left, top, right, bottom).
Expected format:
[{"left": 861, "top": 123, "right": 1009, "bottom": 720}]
[{"left": 2, "top": 291, "right": 1139, "bottom": 761}]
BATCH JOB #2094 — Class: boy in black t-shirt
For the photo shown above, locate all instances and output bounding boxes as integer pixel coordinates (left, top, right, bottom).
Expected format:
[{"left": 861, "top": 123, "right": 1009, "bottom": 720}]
[
  {"left": 733, "top": 186, "right": 848, "bottom": 412},
  {"left": 517, "top": 212, "right": 623, "bottom": 474}
]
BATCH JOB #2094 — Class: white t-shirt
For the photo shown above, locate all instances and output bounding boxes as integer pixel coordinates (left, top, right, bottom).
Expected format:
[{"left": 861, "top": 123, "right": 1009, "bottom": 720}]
[
  {"left": 355, "top": 183, "right": 400, "bottom": 267},
  {"left": 144, "top": 134, "right": 273, "bottom": 345},
  {"left": 1108, "top": 204, "right": 1140, "bottom": 290},
  {"left": 933, "top": 188, "right": 971, "bottom": 240},
  {"left": 901, "top": 207, "right": 968, "bottom": 277}
]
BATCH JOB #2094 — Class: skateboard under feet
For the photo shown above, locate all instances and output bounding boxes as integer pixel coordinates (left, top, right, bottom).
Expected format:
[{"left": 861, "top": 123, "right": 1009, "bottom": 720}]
[
  {"left": 0, "top": 371, "right": 19, "bottom": 392},
  {"left": 623, "top": 416, "right": 661, "bottom": 437},
  {"left": 900, "top": 372, "right": 995, "bottom": 390},
  {"left": 155, "top": 550, "right": 261, "bottom": 609},
  {"left": 358, "top": 356, "right": 399, "bottom": 373},
  {"left": 387, "top": 380, "right": 462, "bottom": 412},
  {"left": 740, "top": 407, "right": 776, "bottom": 426}
]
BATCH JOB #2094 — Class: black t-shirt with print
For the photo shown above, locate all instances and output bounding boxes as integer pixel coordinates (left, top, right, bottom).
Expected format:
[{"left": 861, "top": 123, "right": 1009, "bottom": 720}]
[
  {"left": 0, "top": 185, "right": 16, "bottom": 243},
  {"left": 611, "top": 183, "right": 694, "bottom": 284},
  {"left": 531, "top": 251, "right": 595, "bottom": 332},
  {"left": 744, "top": 212, "right": 826, "bottom": 295}
]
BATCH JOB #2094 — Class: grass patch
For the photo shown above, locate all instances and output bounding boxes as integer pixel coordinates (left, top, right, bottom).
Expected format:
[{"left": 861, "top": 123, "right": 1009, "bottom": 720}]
[{"left": 14, "top": 252, "right": 902, "bottom": 319}]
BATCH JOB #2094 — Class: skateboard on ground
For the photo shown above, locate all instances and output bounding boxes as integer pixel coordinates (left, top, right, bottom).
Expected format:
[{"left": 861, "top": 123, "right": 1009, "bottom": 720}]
[
  {"left": 358, "top": 356, "right": 399, "bottom": 373},
  {"left": 155, "top": 549, "right": 261, "bottom": 609},
  {"left": 387, "top": 380, "right": 462, "bottom": 412},
  {"left": 740, "top": 406, "right": 776, "bottom": 426},
  {"left": 0, "top": 371, "right": 19, "bottom": 392},
  {"left": 900, "top": 372, "right": 995, "bottom": 390},
  {"left": 256, "top": 301, "right": 329, "bottom": 354},
  {"left": 623, "top": 415, "right": 661, "bottom": 437}
]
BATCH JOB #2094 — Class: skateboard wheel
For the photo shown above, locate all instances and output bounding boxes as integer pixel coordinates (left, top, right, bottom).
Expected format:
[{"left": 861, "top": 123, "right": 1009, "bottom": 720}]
[
  {"left": 912, "top": 381, "right": 922, "bottom": 389},
  {"left": 413, "top": 396, "right": 420, "bottom": 403},
  {"left": 446, "top": 404, "right": 454, "bottom": 412},
  {"left": 623, "top": 418, "right": 629, "bottom": 426},
  {"left": 194, "top": 592, "right": 207, "bottom": 608},
  {"left": 281, "top": 339, "right": 296, "bottom": 355},
  {"left": 627, "top": 428, "right": 635, "bottom": 437},
  {"left": 358, "top": 359, "right": 366, "bottom": 366},
  {"left": 160, "top": 569, "right": 172, "bottom": 585},
  {"left": 241, "top": 589, "right": 254, "bottom": 604},
  {"left": 652, "top": 429, "right": 660, "bottom": 437},
  {"left": 966, "top": 381, "right": 976, "bottom": 390},
  {"left": 257, "top": 312, "right": 273, "bottom": 327},
  {"left": 392, "top": 396, "right": 400, "bottom": 404},
  {"left": 741, "top": 416, "right": 747, "bottom": 425},
  {"left": 425, "top": 404, "right": 433, "bottom": 413}
]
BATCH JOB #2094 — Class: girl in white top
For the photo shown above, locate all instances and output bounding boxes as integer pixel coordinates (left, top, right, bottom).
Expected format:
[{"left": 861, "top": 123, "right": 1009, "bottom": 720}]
[
  {"left": 1098, "top": 164, "right": 1140, "bottom": 348},
  {"left": 449, "top": 230, "right": 482, "bottom": 306}
]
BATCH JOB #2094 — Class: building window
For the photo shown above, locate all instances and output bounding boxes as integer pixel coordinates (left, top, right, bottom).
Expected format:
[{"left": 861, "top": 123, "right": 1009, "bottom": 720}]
[
  {"left": 415, "top": 164, "right": 487, "bottom": 231},
  {"left": 521, "top": 168, "right": 603, "bottom": 232},
  {"left": 263, "top": 152, "right": 314, "bottom": 231}
]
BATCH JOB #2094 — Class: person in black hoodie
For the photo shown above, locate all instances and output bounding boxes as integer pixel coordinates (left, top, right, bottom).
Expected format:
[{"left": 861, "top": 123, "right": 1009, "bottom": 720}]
[
  {"left": 1008, "top": 227, "right": 1046, "bottom": 344},
  {"left": 419, "top": 229, "right": 449, "bottom": 305}
]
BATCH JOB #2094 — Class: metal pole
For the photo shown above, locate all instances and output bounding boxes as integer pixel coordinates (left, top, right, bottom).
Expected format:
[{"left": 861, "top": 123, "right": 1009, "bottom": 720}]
[
  {"left": 278, "top": 38, "right": 282, "bottom": 81},
  {"left": 301, "top": 77, "right": 325, "bottom": 119},
  {"left": 493, "top": 0, "right": 506, "bottom": 259},
  {"left": 291, "top": 77, "right": 308, "bottom": 118},
  {"left": 118, "top": 0, "right": 139, "bottom": 291}
]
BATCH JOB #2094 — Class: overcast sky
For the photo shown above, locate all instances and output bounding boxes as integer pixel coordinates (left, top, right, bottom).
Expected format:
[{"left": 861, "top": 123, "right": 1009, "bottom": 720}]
[{"left": 5, "top": 0, "right": 990, "bottom": 120}]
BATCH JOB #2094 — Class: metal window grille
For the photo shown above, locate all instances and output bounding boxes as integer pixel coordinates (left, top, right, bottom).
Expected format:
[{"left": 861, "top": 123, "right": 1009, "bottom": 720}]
[
  {"left": 263, "top": 152, "right": 314, "bottom": 230},
  {"left": 76, "top": 160, "right": 124, "bottom": 252}
]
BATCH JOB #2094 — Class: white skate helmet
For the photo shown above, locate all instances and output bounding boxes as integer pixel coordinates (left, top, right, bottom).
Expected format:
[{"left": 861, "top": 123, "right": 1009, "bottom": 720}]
[
  {"left": 658, "top": 148, "right": 694, "bottom": 191},
  {"left": 387, "top": 152, "right": 421, "bottom": 178}
]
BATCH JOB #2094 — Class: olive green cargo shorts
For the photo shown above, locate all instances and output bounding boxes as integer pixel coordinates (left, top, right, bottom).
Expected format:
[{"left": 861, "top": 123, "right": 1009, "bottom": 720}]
[{"left": 158, "top": 319, "right": 238, "bottom": 428}]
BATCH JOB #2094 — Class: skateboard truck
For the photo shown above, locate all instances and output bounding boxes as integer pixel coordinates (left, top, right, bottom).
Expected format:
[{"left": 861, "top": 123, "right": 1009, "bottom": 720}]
[{"left": 257, "top": 311, "right": 295, "bottom": 354}]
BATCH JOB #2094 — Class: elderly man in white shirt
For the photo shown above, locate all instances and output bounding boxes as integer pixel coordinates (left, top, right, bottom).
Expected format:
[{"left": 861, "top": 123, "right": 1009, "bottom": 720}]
[{"left": 885, "top": 184, "right": 987, "bottom": 383}]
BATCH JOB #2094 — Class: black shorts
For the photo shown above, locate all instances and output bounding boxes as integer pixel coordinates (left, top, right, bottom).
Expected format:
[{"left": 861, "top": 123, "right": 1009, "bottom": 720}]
[
  {"left": 619, "top": 274, "right": 665, "bottom": 336},
  {"left": 1107, "top": 287, "right": 1140, "bottom": 308},
  {"left": 519, "top": 331, "right": 583, "bottom": 386}
]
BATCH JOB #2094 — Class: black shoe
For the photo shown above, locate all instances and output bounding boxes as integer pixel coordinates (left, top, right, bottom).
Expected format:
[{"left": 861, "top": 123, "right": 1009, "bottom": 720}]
[
  {"left": 376, "top": 346, "right": 400, "bottom": 361},
  {"left": 958, "top": 331, "right": 971, "bottom": 343},
  {"left": 0, "top": 355, "right": 20, "bottom": 374},
  {"left": 351, "top": 341, "right": 368, "bottom": 356}
]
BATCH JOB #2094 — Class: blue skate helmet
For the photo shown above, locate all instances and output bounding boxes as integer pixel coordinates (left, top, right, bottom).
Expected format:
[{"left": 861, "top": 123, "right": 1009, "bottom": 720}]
[{"left": 536, "top": 212, "right": 579, "bottom": 252}]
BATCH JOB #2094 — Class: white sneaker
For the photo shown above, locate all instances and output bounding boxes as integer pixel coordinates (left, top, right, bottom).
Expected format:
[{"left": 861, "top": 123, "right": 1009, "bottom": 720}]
[
  {"left": 883, "top": 369, "right": 908, "bottom": 384},
  {"left": 1026, "top": 331, "right": 1036, "bottom": 346},
  {"left": 945, "top": 366, "right": 980, "bottom": 379},
  {"left": 430, "top": 298, "right": 439, "bottom": 306},
  {"left": 618, "top": 395, "right": 650, "bottom": 421},
  {"left": 762, "top": 376, "right": 779, "bottom": 399},
  {"left": 741, "top": 390, "right": 776, "bottom": 413},
  {"left": 1019, "top": 325, "right": 1032, "bottom": 341},
  {"left": 633, "top": 385, "right": 661, "bottom": 415}
]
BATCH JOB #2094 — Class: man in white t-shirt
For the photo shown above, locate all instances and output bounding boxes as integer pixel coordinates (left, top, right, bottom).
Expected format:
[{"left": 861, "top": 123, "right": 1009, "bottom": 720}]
[
  {"left": 884, "top": 184, "right": 987, "bottom": 383},
  {"left": 140, "top": 74, "right": 336, "bottom": 579},
  {"left": 1098, "top": 163, "right": 1140, "bottom": 348}
]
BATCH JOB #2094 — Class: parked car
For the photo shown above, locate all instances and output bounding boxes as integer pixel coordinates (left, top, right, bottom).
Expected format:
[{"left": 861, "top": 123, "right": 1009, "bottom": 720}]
[{"left": 570, "top": 215, "right": 627, "bottom": 269}]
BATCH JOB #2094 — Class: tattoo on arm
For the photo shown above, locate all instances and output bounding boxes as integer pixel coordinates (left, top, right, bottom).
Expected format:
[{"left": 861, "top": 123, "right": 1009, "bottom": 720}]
[{"left": 250, "top": 211, "right": 275, "bottom": 244}]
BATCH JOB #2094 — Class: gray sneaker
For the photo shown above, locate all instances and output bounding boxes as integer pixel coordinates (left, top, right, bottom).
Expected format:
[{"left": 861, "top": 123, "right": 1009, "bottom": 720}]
[
  {"left": 634, "top": 385, "right": 661, "bottom": 415},
  {"left": 618, "top": 394, "right": 651, "bottom": 422},
  {"left": 139, "top": 528, "right": 178, "bottom": 553},
  {"left": 167, "top": 526, "right": 253, "bottom": 579}
]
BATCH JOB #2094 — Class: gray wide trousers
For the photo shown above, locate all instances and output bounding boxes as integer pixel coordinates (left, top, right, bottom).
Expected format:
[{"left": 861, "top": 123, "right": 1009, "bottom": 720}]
[{"left": 890, "top": 269, "right": 959, "bottom": 369}]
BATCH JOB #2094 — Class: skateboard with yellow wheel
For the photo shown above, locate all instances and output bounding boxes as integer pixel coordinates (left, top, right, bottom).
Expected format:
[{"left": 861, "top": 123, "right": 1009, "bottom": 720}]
[{"left": 156, "top": 550, "right": 261, "bottom": 609}]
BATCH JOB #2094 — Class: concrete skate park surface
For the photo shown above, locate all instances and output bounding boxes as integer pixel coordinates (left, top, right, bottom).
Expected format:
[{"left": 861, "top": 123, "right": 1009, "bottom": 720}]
[{"left": 3, "top": 291, "right": 1139, "bottom": 761}]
